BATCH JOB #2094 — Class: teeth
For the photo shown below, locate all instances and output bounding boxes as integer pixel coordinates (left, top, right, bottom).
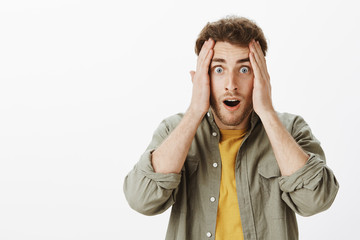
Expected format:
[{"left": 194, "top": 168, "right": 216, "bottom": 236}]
[{"left": 226, "top": 99, "right": 238, "bottom": 101}]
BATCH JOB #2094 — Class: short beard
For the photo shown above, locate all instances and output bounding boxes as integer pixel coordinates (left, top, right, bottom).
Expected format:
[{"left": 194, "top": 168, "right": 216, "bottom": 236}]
[{"left": 210, "top": 95, "right": 253, "bottom": 127}]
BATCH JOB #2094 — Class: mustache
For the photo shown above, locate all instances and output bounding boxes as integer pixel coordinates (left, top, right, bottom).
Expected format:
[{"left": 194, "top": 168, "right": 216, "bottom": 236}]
[{"left": 222, "top": 91, "right": 243, "bottom": 99}]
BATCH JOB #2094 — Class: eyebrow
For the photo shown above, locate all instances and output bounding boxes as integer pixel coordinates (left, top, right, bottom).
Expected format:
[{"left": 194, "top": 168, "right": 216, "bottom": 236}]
[{"left": 211, "top": 57, "right": 250, "bottom": 64}]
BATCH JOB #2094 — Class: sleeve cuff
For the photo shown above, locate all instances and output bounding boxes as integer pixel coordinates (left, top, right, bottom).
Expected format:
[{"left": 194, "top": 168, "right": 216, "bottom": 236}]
[
  {"left": 279, "top": 153, "right": 325, "bottom": 193},
  {"left": 134, "top": 149, "right": 182, "bottom": 190}
]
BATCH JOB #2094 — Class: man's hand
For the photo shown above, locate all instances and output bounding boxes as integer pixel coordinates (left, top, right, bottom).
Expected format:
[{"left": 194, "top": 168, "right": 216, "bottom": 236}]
[
  {"left": 151, "top": 39, "right": 215, "bottom": 174},
  {"left": 188, "top": 38, "right": 215, "bottom": 117},
  {"left": 249, "top": 39, "right": 308, "bottom": 176},
  {"left": 249, "top": 40, "right": 274, "bottom": 117}
]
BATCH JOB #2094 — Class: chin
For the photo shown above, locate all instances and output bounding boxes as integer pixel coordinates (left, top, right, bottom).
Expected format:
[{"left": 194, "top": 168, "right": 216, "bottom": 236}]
[
  {"left": 214, "top": 108, "right": 239, "bottom": 125},
  {"left": 211, "top": 99, "right": 253, "bottom": 128},
  {"left": 219, "top": 106, "right": 253, "bottom": 127},
  {"left": 222, "top": 114, "right": 244, "bottom": 126}
]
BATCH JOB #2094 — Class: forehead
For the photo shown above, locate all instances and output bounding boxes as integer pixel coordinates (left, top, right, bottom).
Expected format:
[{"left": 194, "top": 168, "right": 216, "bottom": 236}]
[{"left": 213, "top": 41, "right": 249, "bottom": 60}]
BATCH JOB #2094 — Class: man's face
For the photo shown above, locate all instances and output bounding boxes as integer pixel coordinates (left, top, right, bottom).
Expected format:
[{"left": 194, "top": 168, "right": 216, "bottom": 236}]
[{"left": 209, "top": 41, "right": 254, "bottom": 130}]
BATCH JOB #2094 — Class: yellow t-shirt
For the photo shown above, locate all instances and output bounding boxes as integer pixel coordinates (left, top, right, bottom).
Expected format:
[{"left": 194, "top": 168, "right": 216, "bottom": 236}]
[{"left": 215, "top": 128, "right": 247, "bottom": 240}]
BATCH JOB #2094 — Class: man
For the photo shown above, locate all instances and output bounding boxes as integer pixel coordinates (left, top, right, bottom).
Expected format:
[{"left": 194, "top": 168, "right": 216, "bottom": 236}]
[{"left": 123, "top": 16, "right": 339, "bottom": 240}]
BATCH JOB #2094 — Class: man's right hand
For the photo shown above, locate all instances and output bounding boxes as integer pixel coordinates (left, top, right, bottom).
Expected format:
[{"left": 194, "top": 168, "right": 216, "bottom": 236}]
[
  {"left": 151, "top": 39, "right": 215, "bottom": 174},
  {"left": 188, "top": 38, "right": 215, "bottom": 118}
]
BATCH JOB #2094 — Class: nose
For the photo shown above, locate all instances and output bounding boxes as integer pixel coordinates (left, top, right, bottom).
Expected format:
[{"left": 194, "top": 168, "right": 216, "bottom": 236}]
[{"left": 225, "top": 72, "right": 238, "bottom": 91}]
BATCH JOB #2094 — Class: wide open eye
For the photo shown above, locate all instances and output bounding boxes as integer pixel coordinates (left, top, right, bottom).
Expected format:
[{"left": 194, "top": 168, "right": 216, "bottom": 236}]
[
  {"left": 240, "top": 66, "right": 249, "bottom": 73},
  {"left": 214, "top": 66, "right": 223, "bottom": 74}
]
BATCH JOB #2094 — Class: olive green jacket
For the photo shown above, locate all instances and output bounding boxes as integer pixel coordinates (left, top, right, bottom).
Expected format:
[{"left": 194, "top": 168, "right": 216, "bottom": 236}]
[{"left": 123, "top": 111, "right": 339, "bottom": 240}]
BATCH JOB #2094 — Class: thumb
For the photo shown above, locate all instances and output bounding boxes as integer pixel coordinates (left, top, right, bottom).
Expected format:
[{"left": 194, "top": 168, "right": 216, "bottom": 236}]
[{"left": 189, "top": 70, "right": 196, "bottom": 83}]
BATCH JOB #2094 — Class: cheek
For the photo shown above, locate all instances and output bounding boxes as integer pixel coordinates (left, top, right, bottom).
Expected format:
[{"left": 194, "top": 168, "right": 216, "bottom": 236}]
[
  {"left": 210, "top": 76, "right": 223, "bottom": 95},
  {"left": 239, "top": 76, "right": 254, "bottom": 96}
]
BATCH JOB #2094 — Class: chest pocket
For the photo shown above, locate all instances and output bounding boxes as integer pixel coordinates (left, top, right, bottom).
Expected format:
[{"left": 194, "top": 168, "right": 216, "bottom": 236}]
[
  {"left": 258, "top": 158, "right": 285, "bottom": 219},
  {"left": 258, "top": 157, "right": 281, "bottom": 193},
  {"left": 258, "top": 166, "right": 280, "bottom": 192}
]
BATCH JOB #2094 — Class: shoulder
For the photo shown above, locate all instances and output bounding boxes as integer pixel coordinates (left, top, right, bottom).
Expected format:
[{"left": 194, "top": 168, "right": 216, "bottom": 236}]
[
  {"left": 161, "top": 112, "right": 185, "bottom": 129},
  {"left": 158, "top": 112, "right": 209, "bottom": 133},
  {"left": 276, "top": 111, "right": 307, "bottom": 126},
  {"left": 153, "top": 112, "right": 185, "bottom": 135},
  {"left": 146, "top": 113, "right": 187, "bottom": 146},
  {"left": 275, "top": 111, "right": 318, "bottom": 143},
  {"left": 275, "top": 111, "right": 311, "bottom": 135}
]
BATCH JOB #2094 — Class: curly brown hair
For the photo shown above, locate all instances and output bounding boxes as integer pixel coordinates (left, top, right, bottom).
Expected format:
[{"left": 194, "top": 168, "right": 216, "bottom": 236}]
[{"left": 195, "top": 16, "right": 268, "bottom": 56}]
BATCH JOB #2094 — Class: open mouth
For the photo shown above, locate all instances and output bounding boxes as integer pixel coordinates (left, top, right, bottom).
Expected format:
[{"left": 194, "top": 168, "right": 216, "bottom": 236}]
[{"left": 224, "top": 99, "right": 240, "bottom": 107}]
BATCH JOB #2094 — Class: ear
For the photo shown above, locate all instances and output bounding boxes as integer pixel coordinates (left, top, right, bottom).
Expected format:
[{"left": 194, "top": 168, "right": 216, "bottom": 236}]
[{"left": 189, "top": 71, "right": 196, "bottom": 83}]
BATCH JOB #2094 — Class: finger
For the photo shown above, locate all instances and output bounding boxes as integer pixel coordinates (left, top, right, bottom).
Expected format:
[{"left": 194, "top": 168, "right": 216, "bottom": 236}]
[
  {"left": 250, "top": 51, "right": 265, "bottom": 87},
  {"left": 197, "top": 39, "right": 211, "bottom": 67},
  {"left": 250, "top": 51, "right": 272, "bottom": 95},
  {"left": 249, "top": 41, "right": 269, "bottom": 81},
  {"left": 252, "top": 41, "right": 270, "bottom": 79},
  {"left": 255, "top": 41, "right": 270, "bottom": 80},
  {"left": 256, "top": 41, "right": 265, "bottom": 56},
  {"left": 250, "top": 41, "right": 265, "bottom": 70},
  {"left": 255, "top": 41, "right": 267, "bottom": 65},
  {"left": 249, "top": 51, "right": 258, "bottom": 79},
  {"left": 249, "top": 48, "right": 267, "bottom": 82},
  {"left": 197, "top": 39, "right": 215, "bottom": 71},
  {"left": 199, "top": 48, "right": 214, "bottom": 74}
]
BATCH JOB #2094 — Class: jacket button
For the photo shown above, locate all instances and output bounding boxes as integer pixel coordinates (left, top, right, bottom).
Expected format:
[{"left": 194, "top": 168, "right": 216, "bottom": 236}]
[
  {"left": 212, "top": 163, "right": 218, "bottom": 168},
  {"left": 206, "top": 232, "right": 212, "bottom": 238},
  {"left": 210, "top": 197, "right": 216, "bottom": 202},
  {"left": 212, "top": 132, "right": 217, "bottom": 137}
]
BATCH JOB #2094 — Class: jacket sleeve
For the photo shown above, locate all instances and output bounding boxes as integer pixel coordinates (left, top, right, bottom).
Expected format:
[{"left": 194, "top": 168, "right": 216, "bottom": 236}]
[
  {"left": 279, "top": 115, "right": 339, "bottom": 217},
  {"left": 123, "top": 119, "right": 182, "bottom": 216}
]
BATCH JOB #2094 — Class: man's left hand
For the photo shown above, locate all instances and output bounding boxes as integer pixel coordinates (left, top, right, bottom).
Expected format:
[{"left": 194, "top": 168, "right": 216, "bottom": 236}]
[{"left": 249, "top": 40, "right": 274, "bottom": 117}]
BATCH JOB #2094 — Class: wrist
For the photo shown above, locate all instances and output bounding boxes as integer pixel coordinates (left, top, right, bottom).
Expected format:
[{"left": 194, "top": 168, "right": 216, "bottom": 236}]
[
  {"left": 187, "top": 104, "right": 208, "bottom": 118},
  {"left": 186, "top": 106, "right": 207, "bottom": 122},
  {"left": 257, "top": 108, "right": 277, "bottom": 124}
]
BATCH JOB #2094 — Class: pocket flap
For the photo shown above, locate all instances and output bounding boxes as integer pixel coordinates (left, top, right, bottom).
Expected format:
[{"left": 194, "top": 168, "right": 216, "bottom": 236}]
[{"left": 258, "top": 158, "right": 281, "bottom": 179}]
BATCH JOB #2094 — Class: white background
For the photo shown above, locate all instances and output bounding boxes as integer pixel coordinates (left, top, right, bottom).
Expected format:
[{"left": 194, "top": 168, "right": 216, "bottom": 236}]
[{"left": 0, "top": 0, "right": 359, "bottom": 239}]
